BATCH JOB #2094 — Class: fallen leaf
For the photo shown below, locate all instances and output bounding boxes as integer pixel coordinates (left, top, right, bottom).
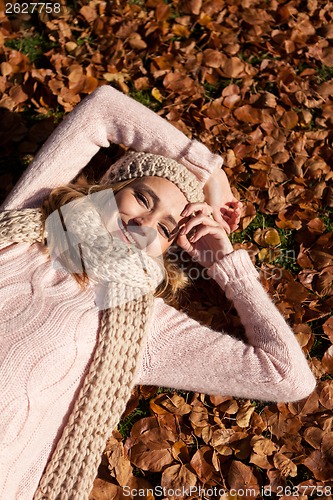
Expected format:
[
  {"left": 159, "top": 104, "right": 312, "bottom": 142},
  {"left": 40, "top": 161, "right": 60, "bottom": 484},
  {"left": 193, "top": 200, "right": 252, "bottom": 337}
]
[{"left": 228, "top": 461, "right": 260, "bottom": 499}]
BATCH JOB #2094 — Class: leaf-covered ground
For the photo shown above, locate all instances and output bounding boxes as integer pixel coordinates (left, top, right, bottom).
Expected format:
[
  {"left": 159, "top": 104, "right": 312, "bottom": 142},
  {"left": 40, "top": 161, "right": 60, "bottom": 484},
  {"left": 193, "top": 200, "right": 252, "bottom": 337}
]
[{"left": 1, "top": 0, "right": 333, "bottom": 498}]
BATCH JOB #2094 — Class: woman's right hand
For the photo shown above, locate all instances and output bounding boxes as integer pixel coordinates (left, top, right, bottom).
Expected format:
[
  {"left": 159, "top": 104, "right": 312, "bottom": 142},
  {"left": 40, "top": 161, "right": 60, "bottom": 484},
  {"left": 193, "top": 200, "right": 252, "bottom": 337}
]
[{"left": 176, "top": 202, "right": 234, "bottom": 269}]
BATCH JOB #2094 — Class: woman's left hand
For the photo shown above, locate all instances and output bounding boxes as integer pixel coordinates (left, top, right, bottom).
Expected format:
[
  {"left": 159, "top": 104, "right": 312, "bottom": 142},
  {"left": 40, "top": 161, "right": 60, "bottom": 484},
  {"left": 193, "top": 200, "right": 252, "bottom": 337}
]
[
  {"left": 175, "top": 202, "right": 234, "bottom": 269},
  {"left": 203, "top": 169, "right": 242, "bottom": 232}
]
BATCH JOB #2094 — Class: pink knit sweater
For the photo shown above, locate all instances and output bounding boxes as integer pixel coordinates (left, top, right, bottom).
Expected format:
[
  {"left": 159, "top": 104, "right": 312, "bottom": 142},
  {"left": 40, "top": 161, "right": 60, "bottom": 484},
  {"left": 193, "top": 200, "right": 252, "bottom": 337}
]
[{"left": 0, "top": 86, "right": 316, "bottom": 499}]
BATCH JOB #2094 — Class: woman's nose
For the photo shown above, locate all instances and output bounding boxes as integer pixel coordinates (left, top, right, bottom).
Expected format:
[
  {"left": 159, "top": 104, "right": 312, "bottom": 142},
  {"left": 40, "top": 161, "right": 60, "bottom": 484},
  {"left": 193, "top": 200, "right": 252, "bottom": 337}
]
[
  {"left": 132, "top": 215, "right": 153, "bottom": 228},
  {"left": 132, "top": 216, "right": 144, "bottom": 226}
]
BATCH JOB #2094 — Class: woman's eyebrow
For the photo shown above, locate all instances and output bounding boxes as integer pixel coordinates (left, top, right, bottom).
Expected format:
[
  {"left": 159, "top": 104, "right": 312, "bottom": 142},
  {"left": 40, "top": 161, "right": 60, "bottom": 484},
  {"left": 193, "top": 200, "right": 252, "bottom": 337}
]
[{"left": 137, "top": 182, "right": 178, "bottom": 229}]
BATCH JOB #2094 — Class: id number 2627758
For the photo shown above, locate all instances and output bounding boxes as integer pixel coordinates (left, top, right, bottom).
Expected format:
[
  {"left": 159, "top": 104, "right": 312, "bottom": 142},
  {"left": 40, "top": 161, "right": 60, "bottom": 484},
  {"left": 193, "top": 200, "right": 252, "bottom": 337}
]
[
  {"left": 5, "top": 3, "right": 61, "bottom": 14},
  {"left": 273, "top": 485, "right": 333, "bottom": 497}
]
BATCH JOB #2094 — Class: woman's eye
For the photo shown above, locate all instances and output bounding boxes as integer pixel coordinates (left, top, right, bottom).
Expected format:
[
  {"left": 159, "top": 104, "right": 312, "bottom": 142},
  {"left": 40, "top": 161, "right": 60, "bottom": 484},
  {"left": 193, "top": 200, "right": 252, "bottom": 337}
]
[
  {"left": 135, "top": 192, "right": 149, "bottom": 207},
  {"left": 160, "top": 225, "right": 170, "bottom": 238}
]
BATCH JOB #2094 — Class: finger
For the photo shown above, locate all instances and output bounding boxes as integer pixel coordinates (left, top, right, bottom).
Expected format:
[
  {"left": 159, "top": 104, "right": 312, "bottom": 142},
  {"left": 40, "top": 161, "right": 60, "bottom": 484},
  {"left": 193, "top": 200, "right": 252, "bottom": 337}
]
[
  {"left": 177, "top": 231, "right": 196, "bottom": 254},
  {"left": 211, "top": 207, "right": 226, "bottom": 225},
  {"left": 181, "top": 202, "right": 213, "bottom": 217},
  {"left": 222, "top": 220, "right": 231, "bottom": 235},
  {"left": 189, "top": 225, "right": 225, "bottom": 243},
  {"left": 209, "top": 209, "right": 232, "bottom": 234},
  {"left": 180, "top": 213, "right": 218, "bottom": 236},
  {"left": 234, "top": 213, "right": 241, "bottom": 224},
  {"left": 226, "top": 199, "right": 242, "bottom": 207}
]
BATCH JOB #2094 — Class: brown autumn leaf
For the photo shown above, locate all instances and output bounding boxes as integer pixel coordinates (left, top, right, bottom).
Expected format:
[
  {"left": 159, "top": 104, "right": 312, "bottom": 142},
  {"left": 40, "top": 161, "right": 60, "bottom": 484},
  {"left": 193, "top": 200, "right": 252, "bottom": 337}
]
[
  {"left": 203, "top": 49, "right": 224, "bottom": 68},
  {"left": 161, "top": 464, "right": 197, "bottom": 495},
  {"left": 172, "top": 24, "right": 190, "bottom": 37},
  {"left": 273, "top": 452, "right": 298, "bottom": 477},
  {"left": 171, "top": 440, "right": 190, "bottom": 463},
  {"left": 265, "top": 468, "right": 287, "bottom": 493},
  {"left": 303, "top": 427, "right": 325, "bottom": 449},
  {"left": 254, "top": 228, "right": 281, "bottom": 247},
  {"left": 1, "top": 61, "right": 13, "bottom": 76},
  {"left": 250, "top": 435, "right": 278, "bottom": 456},
  {"left": 7, "top": 50, "right": 30, "bottom": 73},
  {"left": 163, "top": 72, "right": 196, "bottom": 93},
  {"left": 155, "top": 2, "right": 171, "bottom": 21},
  {"left": 312, "top": 267, "right": 333, "bottom": 297},
  {"left": 82, "top": 76, "right": 98, "bottom": 94},
  {"left": 303, "top": 450, "right": 333, "bottom": 481},
  {"left": 240, "top": 202, "right": 257, "bottom": 231},
  {"left": 89, "top": 479, "right": 124, "bottom": 500},
  {"left": 124, "top": 416, "right": 160, "bottom": 447},
  {"left": 209, "top": 429, "right": 234, "bottom": 455},
  {"left": 284, "top": 280, "right": 310, "bottom": 305},
  {"left": 323, "top": 316, "right": 333, "bottom": 344},
  {"left": 234, "top": 105, "right": 263, "bottom": 124},
  {"left": 227, "top": 461, "right": 260, "bottom": 499},
  {"left": 321, "top": 432, "right": 333, "bottom": 462},
  {"left": 128, "top": 427, "right": 175, "bottom": 472},
  {"left": 79, "top": 5, "right": 98, "bottom": 23},
  {"left": 265, "top": 185, "right": 287, "bottom": 213},
  {"left": 262, "top": 406, "right": 303, "bottom": 439},
  {"left": 293, "top": 323, "right": 313, "bottom": 352},
  {"left": 317, "top": 380, "right": 333, "bottom": 410},
  {"left": 150, "top": 393, "right": 192, "bottom": 416},
  {"left": 236, "top": 401, "right": 255, "bottom": 428},
  {"left": 104, "top": 436, "right": 132, "bottom": 486},
  {"left": 249, "top": 451, "right": 272, "bottom": 470},
  {"left": 68, "top": 65, "right": 84, "bottom": 83},
  {"left": 128, "top": 33, "right": 147, "bottom": 50},
  {"left": 280, "top": 110, "right": 299, "bottom": 129},
  {"left": 188, "top": 401, "right": 210, "bottom": 429},
  {"left": 220, "top": 56, "right": 249, "bottom": 78},
  {"left": 231, "top": 435, "right": 253, "bottom": 460},
  {"left": 190, "top": 446, "right": 216, "bottom": 482},
  {"left": 179, "top": 0, "right": 202, "bottom": 15}
]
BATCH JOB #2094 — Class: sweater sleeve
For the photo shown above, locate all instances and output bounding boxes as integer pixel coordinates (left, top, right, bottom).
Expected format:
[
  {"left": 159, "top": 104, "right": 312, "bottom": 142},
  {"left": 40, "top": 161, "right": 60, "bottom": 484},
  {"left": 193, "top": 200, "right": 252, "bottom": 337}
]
[
  {"left": 135, "top": 250, "right": 316, "bottom": 402},
  {"left": 1, "top": 85, "right": 222, "bottom": 211}
]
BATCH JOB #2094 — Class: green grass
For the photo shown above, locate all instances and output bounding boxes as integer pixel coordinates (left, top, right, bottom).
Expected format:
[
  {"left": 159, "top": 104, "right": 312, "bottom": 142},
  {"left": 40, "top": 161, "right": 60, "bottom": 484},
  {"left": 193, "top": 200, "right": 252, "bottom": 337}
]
[
  {"left": 76, "top": 35, "right": 94, "bottom": 46},
  {"left": 316, "top": 64, "right": 333, "bottom": 83},
  {"left": 5, "top": 33, "right": 56, "bottom": 65},
  {"left": 117, "top": 397, "right": 152, "bottom": 440},
  {"left": 128, "top": 0, "right": 145, "bottom": 5},
  {"left": 230, "top": 212, "right": 303, "bottom": 273},
  {"left": 320, "top": 207, "right": 333, "bottom": 232},
  {"left": 204, "top": 79, "right": 236, "bottom": 100},
  {"left": 230, "top": 212, "right": 276, "bottom": 245},
  {"left": 243, "top": 52, "right": 279, "bottom": 66},
  {"left": 274, "top": 228, "right": 303, "bottom": 274},
  {"left": 129, "top": 88, "right": 163, "bottom": 111}
]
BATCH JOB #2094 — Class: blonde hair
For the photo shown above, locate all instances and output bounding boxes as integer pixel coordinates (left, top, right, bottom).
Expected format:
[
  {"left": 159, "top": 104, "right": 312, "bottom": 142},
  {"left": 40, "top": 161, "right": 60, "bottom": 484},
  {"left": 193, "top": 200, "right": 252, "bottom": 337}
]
[{"left": 41, "top": 175, "right": 190, "bottom": 303}]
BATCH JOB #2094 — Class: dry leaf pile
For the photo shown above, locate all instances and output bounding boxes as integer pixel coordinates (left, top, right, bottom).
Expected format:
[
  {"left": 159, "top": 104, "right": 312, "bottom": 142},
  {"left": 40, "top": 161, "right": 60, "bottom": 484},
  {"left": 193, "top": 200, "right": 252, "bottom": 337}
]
[{"left": 0, "top": 0, "right": 333, "bottom": 498}]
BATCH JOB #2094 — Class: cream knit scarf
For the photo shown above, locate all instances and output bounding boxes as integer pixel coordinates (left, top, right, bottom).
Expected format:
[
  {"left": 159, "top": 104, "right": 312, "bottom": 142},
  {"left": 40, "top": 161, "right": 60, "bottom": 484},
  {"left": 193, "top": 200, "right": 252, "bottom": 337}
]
[{"left": 0, "top": 201, "right": 164, "bottom": 500}]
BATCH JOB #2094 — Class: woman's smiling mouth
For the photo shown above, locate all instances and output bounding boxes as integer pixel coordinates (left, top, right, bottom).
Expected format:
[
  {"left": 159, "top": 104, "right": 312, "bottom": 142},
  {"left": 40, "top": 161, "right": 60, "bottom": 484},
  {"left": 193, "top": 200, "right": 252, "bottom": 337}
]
[{"left": 117, "top": 218, "right": 138, "bottom": 246}]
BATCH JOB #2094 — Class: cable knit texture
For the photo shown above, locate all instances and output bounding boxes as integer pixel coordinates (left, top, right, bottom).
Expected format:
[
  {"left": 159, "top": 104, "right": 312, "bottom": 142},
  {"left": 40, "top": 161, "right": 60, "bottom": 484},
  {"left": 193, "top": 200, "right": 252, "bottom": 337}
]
[
  {"left": 0, "top": 86, "right": 316, "bottom": 499},
  {"left": 101, "top": 151, "right": 205, "bottom": 203}
]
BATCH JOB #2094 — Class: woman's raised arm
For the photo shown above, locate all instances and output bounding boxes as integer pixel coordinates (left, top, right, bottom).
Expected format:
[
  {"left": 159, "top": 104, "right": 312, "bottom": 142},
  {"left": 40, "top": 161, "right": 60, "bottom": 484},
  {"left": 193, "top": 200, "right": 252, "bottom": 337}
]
[
  {"left": 135, "top": 250, "right": 316, "bottom": 403},
  {"left": 1, "top": 85, "right": 222, "bottom": 210}
]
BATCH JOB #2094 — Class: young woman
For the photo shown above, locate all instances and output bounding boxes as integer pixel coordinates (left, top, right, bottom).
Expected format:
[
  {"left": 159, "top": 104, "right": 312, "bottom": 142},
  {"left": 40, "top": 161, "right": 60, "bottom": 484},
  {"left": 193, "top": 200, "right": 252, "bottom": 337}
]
[{"left": 0, "top": 86, "right": 316, "bottom": 500}]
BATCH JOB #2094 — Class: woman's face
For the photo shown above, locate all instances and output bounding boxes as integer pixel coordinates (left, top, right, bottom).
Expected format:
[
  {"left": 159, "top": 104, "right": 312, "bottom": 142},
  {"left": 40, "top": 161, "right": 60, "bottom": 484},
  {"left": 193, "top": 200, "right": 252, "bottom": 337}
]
[{"left": 113, "top": 176, "right": 188, "bottom": 257}]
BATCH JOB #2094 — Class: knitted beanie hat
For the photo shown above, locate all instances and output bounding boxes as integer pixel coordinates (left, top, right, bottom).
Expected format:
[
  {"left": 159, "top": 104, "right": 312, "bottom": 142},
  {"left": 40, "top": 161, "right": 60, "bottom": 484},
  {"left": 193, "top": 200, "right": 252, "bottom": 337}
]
[
  {"left": 0, "top": 151, "right": 205, "bottom": 500},
  {"left": 100, "top": 151, "right": 205, "bottom": 203}
]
